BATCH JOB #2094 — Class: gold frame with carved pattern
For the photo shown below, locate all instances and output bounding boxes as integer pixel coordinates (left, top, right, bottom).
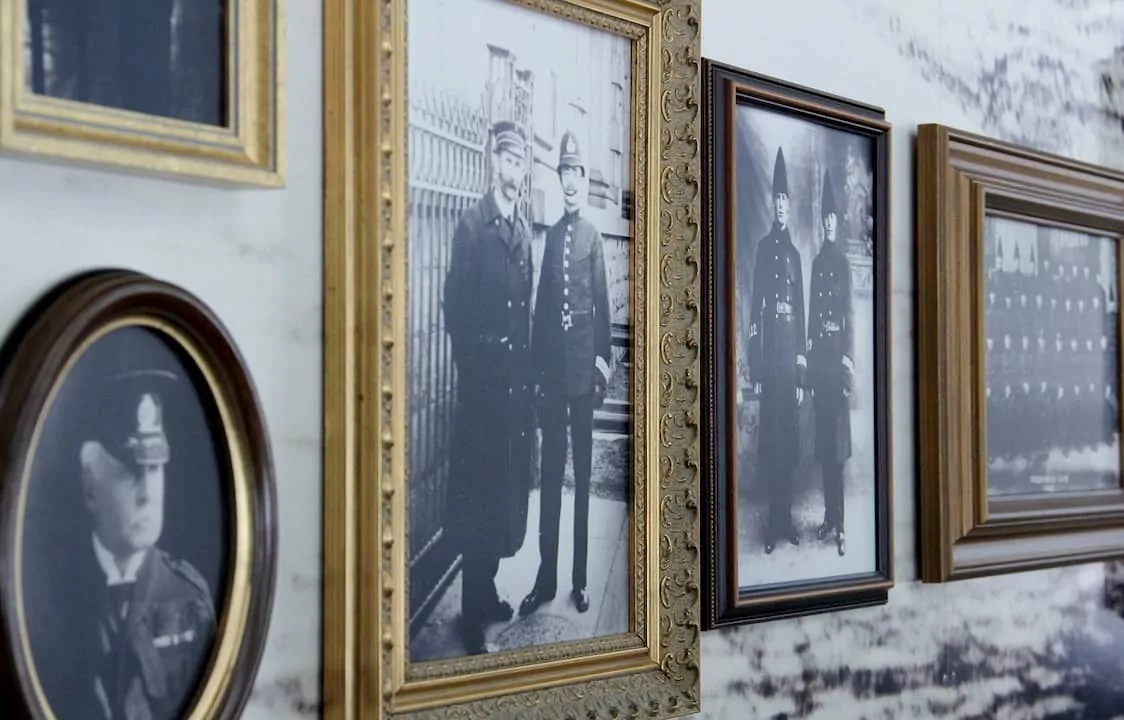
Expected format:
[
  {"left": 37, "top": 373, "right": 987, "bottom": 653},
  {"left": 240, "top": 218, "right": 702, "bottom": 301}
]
[
  {"left": 322, "top": 0, "right": 701, "bottom": 717},
  {"left": 0, "top": 0, "right": 283, "bottom": 187}
]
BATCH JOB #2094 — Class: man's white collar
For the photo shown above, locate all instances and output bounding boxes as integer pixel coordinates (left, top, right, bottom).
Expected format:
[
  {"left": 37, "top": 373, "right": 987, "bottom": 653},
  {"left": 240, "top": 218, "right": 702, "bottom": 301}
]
[{"left": 92, "top": 533, "right": 147, "bottom": 585}]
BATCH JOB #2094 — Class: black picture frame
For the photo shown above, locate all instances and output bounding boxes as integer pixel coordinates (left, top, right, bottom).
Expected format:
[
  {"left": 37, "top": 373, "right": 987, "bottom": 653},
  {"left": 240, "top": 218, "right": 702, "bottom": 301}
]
[
  {"left": 700, "top": 58, "right": 894, "bottom": 628},
  {"left": 0, "top": 269, "right": 277, "bottom": 719}
]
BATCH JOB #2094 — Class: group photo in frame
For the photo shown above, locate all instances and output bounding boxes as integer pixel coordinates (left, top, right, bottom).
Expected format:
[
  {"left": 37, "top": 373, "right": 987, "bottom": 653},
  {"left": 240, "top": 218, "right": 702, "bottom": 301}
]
[
  {"left": 918, "top": 125, "right": 1124, "bottom": 582},
  {"left": 0, "top": 270, "right": 277, "bottom": 719},
  {"left": 700, "top": 60, "right": 893, "bottom": 628},
  {"left": 0, "top": 0, "right": 283, "bottom": 186},
  {"left": 322, "top": 0, "right": 701, "bottom": 718}
]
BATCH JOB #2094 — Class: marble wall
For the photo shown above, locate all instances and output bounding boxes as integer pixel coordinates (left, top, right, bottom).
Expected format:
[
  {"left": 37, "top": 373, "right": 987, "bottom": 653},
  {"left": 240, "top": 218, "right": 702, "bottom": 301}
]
[
  {"left": 0, "top": 2, "right": 323, "bottom": 718},
  {"left": 701, "top": 0, "right": 1124, "bottom": 717},
  {"left": 0, "top": 0, "right": 1122, "bottom": 718}
]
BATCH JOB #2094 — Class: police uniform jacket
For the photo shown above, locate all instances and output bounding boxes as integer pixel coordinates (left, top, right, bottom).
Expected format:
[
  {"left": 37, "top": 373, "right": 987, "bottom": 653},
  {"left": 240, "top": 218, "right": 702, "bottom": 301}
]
[
  {"left": 443, "top": 188, "right": 534, "bottom": 559},
  {"left": 808, "top": 238, "right": 853, "bottom": 463},
  {"left": 748, "top": 222, "right": 806, "bottom": 468},
  {"left": 38, "top": 546, "right": 216, "bottom": 720},
  {"left": 533, "top": 209, "right": 612, "bottom": 398}
]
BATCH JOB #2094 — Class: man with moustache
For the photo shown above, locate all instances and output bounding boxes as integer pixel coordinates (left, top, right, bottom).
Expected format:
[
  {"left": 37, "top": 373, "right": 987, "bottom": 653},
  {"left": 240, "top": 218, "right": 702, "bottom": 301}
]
[
  {"left": 748, "top": 147, "right": 807, "bottom": 555},
  {"left": 36, "top": 352, "right": 216, "bottom": 720},
  {"left": 520, "top": 130, "right": 611, "bottom": 617},
  {"left": 443, "top": 119, "right": 536, "bottom": 654},
  {"left": 807, "top": 171, "right": 852, "bottom": 557}
]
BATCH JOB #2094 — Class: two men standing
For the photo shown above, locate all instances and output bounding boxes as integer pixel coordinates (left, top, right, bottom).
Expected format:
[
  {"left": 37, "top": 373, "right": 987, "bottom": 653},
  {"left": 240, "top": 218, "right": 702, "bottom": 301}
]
[
  {"left": 443, "top": 121, "right": 610, "bottom": 654},
  {"left": 748, "top": 149, "right": 854, "bottom": 557}
]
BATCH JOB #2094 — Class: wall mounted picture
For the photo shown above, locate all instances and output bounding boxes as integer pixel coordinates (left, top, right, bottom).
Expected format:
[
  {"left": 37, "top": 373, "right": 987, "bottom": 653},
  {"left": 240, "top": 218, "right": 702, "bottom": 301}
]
[
  {"left": 323, "top": 0, "right": 702, "bottom": 717},
  {"left": 700, "top": 59, "right": 893, "bottom": 628},
  {"left": 0, "top": 270, "right": 277, "bottom": 718},
  {"left": 0, "top": 0, "right": 283, "bottom": 186},
  {"left": 918, "top": 125, "right": 1124, "bottom": 582}
]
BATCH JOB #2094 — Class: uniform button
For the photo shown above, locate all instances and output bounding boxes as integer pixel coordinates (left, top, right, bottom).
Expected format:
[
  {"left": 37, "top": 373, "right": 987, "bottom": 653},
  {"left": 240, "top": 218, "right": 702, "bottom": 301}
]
[
  {"left": 775, "top": 274, "right": 779, "bottom": 279},
  {"left": 564, "top": 260, "right": 569, "bottom": 268},
  {"left": 520, "top": 301, "right": 526, "bottom": 307},
  {"left": 564, "top": 288, "right": 569, "bottom": 295},
  {"left": 564, "top": 302, "right": 570, "bottom": 310},
  {"left": 564, "top": 273, "right": 570, "bottom": 282},
  {"left": 567, "top": 225, "right": 573, "bottom": 232},
  {"left": 508, "top": 343, "right": 513, "bottom": 350},
  {"left": 507, "top": 300, "right": 512, "bottom": 308}
]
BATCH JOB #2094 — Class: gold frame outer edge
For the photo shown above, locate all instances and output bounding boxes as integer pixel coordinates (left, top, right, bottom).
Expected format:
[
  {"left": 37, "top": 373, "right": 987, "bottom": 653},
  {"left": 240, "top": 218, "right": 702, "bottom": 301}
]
[
  {"left": 0, "top": 0, "right": 285, "bottom": 188},
  {"left": 321, "top": 0, "right": 702, "bottom": 717}
]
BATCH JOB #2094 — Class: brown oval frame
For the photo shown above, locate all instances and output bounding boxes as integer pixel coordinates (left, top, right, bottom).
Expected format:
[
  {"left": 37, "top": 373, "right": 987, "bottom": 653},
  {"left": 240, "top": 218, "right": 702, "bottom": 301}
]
[{"left": 0, "top": 269, "right": 277, "bottom": 720}]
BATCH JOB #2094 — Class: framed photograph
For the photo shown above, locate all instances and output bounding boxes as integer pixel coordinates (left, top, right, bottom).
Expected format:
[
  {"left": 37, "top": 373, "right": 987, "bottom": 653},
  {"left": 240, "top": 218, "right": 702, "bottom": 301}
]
[
  {"left": 918, "top": 125, "right": 1124, "bottom": 582},
  {"left": 0, "top": 0, "right": 283, "bottom": 187},
  {"left": 322, "top": 0, "right": 701, "bottom": 717},
  {"left": 0, "top": 269, "right": 277, "bottom": 718},
  {"left": 700, "top": 60, "right": 893, "bottom": 628}
]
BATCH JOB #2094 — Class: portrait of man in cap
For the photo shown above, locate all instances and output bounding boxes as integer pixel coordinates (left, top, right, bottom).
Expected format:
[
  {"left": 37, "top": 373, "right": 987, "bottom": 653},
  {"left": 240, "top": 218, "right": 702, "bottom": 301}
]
[
  {"left": 747, "top": 145, "right": 807, "bottom": 555},
  {"left": 807, "top": 170, "right": 854, "bottom": 557},
  {"left": 20, "top": 328, "right": 220, "bottom": 720},
  {"left": 442, "top": 117, "right": 537, "bottom": 655},
  {"left": 520, "top": 129, "right": 612, "bottom": 619}
]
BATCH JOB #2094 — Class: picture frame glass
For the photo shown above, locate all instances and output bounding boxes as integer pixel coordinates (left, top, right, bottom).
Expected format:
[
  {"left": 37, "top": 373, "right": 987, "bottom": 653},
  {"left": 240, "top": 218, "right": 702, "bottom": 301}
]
[
  {"left": 730, "top": 100, "right": 880, "bottom": 591},
  {"left": 982, "top": 214, "right": 1123, "bottom": 497},
  {"left": 17, "top": 324, "right": 232, "bottom": 719},
  {"left": 405, "top": 0, "right": 635, "bottom": 663},
  {"left": 22, "top": 0, "right": 230, "bottom": 126}
]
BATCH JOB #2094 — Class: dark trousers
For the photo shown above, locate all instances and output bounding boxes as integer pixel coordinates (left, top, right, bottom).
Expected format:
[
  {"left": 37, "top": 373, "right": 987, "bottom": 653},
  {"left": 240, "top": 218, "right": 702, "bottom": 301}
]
[
  {"left": 460, "top": 549, "right": 500, "bottom": 626},
  {"left": 765, "top": 463, "right": 795, "bottom": 543},
  {"left": 536, "top": 392, "right": 594, "bottom": 593},
  {"left": 821, "top": 461, "right": 844, "bottom": 531}
]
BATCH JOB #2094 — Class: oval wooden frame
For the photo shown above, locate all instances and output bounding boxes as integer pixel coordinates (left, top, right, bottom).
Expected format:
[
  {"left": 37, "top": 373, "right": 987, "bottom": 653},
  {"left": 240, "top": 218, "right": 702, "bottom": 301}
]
[{"left": 0, "top": 269, "right": 277, "bottom": 719}]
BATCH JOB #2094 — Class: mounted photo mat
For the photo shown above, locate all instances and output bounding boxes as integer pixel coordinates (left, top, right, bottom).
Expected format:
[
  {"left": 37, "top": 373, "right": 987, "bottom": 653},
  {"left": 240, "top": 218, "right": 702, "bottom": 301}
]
[{"left": 918, "top": 125, "right": 1124, "bottom": 582}]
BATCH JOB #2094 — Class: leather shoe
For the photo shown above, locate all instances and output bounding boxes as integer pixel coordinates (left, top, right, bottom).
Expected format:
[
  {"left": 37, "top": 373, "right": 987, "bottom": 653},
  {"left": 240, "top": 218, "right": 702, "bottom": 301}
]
[
  {"left": 764, "top": 542, "right": 775, "bottom": 555},
  {"left": 519, "top": 587, "right": 555, "bottom": 617},
  {"left": 482, "top": 599, "right": 514, "bottom": 623},
  {"left": 787, "top": 531, "right": 800, "bottom": 547},
  {"left": 836, "top": 530, "right": 846, "bottom": 557},
  {"left": 462, "top": 622, "right": 487, "bottom": 655},
  {"left": 572, "top": 587, "right": 590, "bottom": 613}
]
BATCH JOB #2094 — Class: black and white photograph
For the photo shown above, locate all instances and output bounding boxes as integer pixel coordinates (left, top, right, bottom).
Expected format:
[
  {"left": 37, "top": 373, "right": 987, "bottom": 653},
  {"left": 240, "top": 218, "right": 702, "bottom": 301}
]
[
  {"left": 405, "top": 0, "right": 633, "bottom": 661},
  {"left": 730, "top": 104, "right": 880, "bottom": 588},
  {"left": 22, "top": 0, "right": 227, "bottom": 125},
  {"left": 983, "top": 216, "right": 1122, "bottom": 496},
  {"left": 17, "top": 325, "right": 230, "bottom": 719}
]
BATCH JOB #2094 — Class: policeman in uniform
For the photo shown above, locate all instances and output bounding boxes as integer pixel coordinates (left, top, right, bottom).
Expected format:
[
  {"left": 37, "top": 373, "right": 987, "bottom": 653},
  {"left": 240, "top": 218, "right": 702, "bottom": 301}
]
[
  {"left": 520, "top": 130, "right": 611, "bottom": 617},
  {"left": 748, "top": 147, "right": 807, "bottom": 554},
  {"left": 807, "top": 171, "right": 852, "bottom": 556},
  {"left": 443, "top": 119, "right": 536, "bottom": 653},
  {"left": 43, "top": 357, "right": 216, "bottom": 720}
]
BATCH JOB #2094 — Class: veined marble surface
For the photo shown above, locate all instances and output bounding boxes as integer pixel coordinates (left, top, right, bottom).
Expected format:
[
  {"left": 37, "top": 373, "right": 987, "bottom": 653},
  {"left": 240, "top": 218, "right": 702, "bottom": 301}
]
[{"left": 703, "top": 0, "right": 1124, "bottom": 718}]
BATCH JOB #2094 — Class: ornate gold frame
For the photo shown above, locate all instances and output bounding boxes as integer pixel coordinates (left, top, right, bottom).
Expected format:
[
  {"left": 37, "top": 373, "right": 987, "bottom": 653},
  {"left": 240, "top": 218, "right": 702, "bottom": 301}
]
[
  {"left": 322, "top": 0, "right": 701, "bottom": 717},
  {"left": 0, "top": 0, "right": 284, "bottom": 187}
]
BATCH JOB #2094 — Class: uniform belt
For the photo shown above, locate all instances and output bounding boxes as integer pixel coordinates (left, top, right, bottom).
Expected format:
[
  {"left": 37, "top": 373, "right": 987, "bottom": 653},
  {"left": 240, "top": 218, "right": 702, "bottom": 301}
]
[{"left": 775, "top": 301, "right": 793, "bottom": 315}]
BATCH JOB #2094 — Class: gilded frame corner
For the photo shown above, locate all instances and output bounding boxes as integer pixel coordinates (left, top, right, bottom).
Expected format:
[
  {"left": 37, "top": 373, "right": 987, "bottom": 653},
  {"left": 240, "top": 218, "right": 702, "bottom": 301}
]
[
  {"left": 0, "top": 0, "right": 285, "bottom": 188},
  {"left": 917, "top": 124, "right": 1124, "bottom": 583},
  {"left": 322, "top": 0, "right": 701, "bottom": 717}
]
